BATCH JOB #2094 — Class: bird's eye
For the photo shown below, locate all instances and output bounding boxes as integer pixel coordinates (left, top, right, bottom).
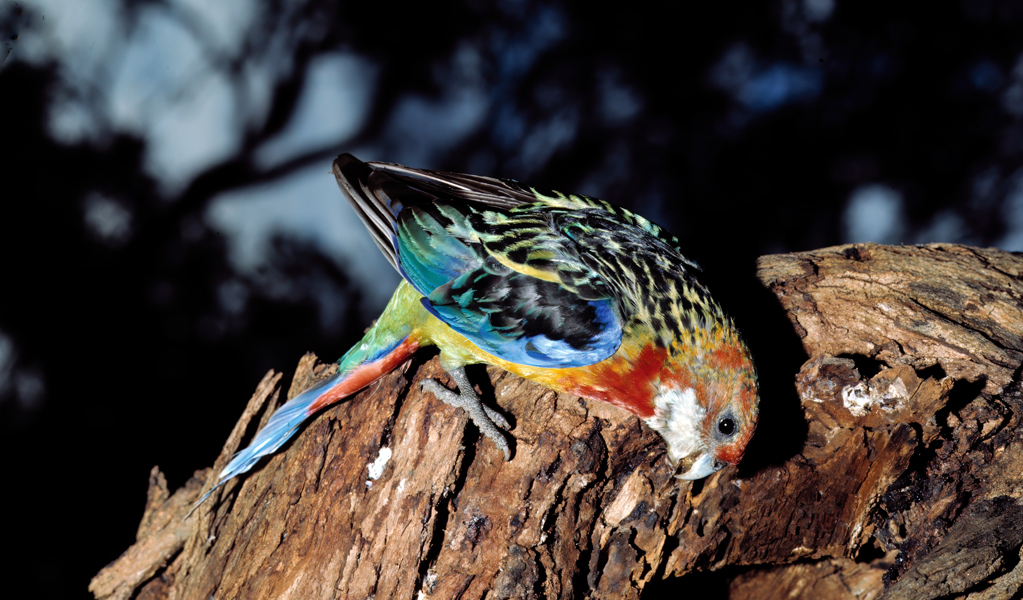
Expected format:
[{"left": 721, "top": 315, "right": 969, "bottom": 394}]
[{"left": 718, "top": 418, "right": 736, "bottom": 436}]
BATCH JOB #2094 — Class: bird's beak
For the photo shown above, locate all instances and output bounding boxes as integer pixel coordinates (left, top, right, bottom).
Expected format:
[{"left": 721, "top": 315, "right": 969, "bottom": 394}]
[{"left": 674, "top": 452, "right": 725, "bottom": 480}]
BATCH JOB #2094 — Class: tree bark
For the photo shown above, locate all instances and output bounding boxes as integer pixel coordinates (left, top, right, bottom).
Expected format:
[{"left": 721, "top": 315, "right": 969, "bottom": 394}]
[{"left": 90, "top": 243, "right": 1023, "bottom": 600}]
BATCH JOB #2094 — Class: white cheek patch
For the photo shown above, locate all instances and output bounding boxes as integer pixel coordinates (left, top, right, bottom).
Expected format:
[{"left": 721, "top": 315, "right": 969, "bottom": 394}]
[{"left": 646, "top": 387, "right": 706, "bottom": 463}]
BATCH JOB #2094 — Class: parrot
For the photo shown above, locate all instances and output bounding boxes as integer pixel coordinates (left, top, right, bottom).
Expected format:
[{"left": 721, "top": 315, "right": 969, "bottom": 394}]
[{"left": 196, "top": 153, "right": 759, "bottom": 507}]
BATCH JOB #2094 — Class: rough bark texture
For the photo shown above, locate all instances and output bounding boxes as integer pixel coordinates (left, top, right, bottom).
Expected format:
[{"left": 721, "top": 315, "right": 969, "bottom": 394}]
[{"left": 91, "top": 243, "right": 1023, "bottom": 600}]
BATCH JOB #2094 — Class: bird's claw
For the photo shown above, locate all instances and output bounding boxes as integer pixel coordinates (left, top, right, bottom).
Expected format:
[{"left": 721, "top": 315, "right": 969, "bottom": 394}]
[
  {"left": 420, "top": 376, "right": 512, "bottom": 461},
  {"left": 482, "top": 404, "right": 512, "bottom": 430}
]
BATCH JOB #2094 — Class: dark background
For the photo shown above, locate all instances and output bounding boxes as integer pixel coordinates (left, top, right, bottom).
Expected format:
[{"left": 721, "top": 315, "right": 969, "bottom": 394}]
[{"left": 3, "top": 0, "right": 1023, "bottom": 597}]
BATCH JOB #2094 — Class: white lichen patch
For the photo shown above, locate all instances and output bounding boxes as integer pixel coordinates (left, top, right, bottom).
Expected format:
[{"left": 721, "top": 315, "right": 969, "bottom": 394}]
[
  {"left": 841, "top": 377, "right": 909, "bottom": 417},
  {"left": 801, "top": 377, "right": 838, "bottom": 404},
  {"left": 365, "top": 446, "right": 392, "bottom": 488},
  {"left": 801, "top": 388, "right": 824, "bottom": 404},
  {"left": 417, "top": 570, "right": 438, "bottom": 600}
]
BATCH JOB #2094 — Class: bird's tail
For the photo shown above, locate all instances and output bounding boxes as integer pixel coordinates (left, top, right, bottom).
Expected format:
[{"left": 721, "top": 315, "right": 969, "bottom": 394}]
[{"left": 191, "top": 286, "right": 424, "bottom": 513}]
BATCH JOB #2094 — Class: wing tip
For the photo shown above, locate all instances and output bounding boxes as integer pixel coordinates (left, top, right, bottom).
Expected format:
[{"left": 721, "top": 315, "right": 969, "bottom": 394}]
[
  {"left": 332, "top": 154, "right": 403, "bottom": 272},
  {"left": 332, "top": 153, "right": 370, "bottom": 185}
]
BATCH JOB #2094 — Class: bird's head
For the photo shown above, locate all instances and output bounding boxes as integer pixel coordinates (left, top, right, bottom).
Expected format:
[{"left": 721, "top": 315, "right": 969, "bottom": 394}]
[{"left": 645, "top": 338, "right": 759, "bottom": 480}]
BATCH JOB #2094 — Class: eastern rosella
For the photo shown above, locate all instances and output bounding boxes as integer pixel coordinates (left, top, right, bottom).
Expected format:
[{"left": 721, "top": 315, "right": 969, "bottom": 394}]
[{"left": 199, "top": 154, "right": 759, "bottom": 506}]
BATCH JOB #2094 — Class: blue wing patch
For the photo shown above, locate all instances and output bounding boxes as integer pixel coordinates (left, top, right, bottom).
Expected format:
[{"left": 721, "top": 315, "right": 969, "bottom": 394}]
[{"left": 420, "top": 268, "right": 623, "bottom": 369}]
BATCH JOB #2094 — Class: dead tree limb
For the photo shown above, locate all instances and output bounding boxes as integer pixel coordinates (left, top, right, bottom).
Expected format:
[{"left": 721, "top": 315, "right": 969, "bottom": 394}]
[{"left": 91, "top": 243, "right": 1023, "bottom": 600}]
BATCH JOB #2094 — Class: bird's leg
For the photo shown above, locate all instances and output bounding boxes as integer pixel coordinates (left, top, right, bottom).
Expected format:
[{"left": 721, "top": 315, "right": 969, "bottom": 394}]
[{"left": 420, "top": 367, "right": 512, "bottom": 460}]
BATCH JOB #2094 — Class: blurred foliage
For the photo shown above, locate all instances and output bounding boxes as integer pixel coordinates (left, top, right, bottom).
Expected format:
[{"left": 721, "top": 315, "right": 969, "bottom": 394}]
[{"left": 2, "top": 0, "right": 1023, "bottom": 597}]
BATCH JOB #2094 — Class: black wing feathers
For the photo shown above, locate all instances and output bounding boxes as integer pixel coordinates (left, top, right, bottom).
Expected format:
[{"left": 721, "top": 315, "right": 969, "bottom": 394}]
[{"left": 368, "top": 160, "right": 539, "bottom": 210}]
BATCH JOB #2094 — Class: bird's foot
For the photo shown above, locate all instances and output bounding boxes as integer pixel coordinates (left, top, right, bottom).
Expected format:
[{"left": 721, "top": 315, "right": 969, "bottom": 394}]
[{"left": 420, "top": 368, "right": 512, "bottom": 461}]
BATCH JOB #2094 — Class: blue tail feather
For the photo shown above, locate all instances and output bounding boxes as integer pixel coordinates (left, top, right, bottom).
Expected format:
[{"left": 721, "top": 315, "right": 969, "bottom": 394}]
[
  {"left": 189, "top": 284, "right": 417, "bottom": 516},
  {"left": 190, "top": 371, "right": 344, "bottom": 512}
]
